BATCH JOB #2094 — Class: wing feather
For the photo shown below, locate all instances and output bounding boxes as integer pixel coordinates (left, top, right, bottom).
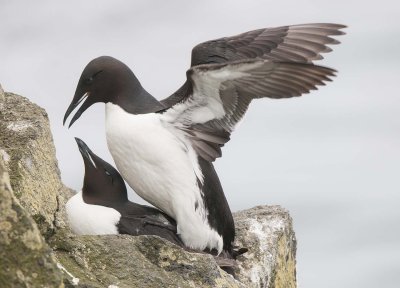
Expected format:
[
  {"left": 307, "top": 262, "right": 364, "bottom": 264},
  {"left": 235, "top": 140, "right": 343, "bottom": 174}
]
[
  {"left": 160, "top": 23, "right": 345, "bottom": 161},
  {"left": 161, "top": 23, "right": 345, "bottom": 108},
  {"left": 162, "top": 59, "right": 336, "bottom": 161},
  {"left": 190, "top": 23, "right": 346, "bottom": 66}
]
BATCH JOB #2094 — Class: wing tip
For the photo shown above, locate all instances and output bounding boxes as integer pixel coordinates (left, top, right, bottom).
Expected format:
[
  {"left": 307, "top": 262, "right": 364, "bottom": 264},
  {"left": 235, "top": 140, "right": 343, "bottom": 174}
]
[{"left": 291, "top": 23, "right": 347, "bottom": 29}]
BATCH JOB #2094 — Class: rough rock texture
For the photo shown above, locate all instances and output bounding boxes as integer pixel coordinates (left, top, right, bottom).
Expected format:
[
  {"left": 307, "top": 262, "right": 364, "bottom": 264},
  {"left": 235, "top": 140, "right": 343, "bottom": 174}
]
[
  {"left": 0, "top": 89, "right": 72, "bottom": 238},
  {"left": 51, "top": 233, "right": 244, "bottom": 288},
  {"left": 0, "top": 156, "right": 63, "bottom": 287},
  {"left": 0, "top": 84, "right": 4, "bottom": 101},
  {"left": 49, "top": 207, "right": 296, "bottom": 288},
  {"left": 0, "top": 88, "right": 297, "bottom": 287},
  {"left": 234, "top": 206, "right": 297, "bottom": 288}
]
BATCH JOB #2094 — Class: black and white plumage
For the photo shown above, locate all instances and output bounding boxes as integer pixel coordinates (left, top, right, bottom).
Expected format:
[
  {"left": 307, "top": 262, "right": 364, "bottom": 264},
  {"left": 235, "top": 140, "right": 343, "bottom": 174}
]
[
  {"left": 66, "top": 138, "right": 183, "bottom": 247},
  {"left": 64, "top": 23, "right": 345, "bottom": 255}
]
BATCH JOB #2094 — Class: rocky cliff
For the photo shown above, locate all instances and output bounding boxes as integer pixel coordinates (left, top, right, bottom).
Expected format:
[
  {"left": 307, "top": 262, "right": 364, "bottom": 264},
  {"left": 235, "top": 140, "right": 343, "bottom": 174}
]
[{"left": 0, "top": 85, "right": 297, "bottom": 288}]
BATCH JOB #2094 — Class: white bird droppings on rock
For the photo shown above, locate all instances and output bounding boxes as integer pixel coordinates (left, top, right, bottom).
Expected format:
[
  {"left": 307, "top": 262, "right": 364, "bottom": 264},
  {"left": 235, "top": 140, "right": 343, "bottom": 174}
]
[
  {"left": 0, "top": 149, "right": 10, "bottom": 163},
  {"left": 7, "top": 121, "right": 33, "bottom": 132},
  {"left": 57, "top": 263, "right": 80, "bottom": 286}
]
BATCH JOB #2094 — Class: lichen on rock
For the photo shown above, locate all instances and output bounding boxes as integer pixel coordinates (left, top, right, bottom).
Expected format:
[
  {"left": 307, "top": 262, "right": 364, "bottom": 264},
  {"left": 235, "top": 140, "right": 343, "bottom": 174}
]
[
  {"left": 50, "top": 206, "right": 297, "bottom": 288},
  {"left": 51, "top": 234, "right": 244, "bottom": 288},
  {"left": 234, "top": 206, "right": 297, "bottom": 288},
  {"left": 0, "top": 156, "right": 63, "bottom": 288},
  {"left": 0, "top": 90, "right": 72, "bottom": 238},
  {"left": 0, "top": 84, "right": 4, "bottom": 102}
]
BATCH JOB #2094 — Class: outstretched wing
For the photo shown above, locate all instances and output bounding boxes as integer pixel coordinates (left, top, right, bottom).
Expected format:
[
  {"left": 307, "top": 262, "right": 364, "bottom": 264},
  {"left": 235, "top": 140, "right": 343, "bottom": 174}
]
[
  {"left": 161, "top": 59, "right": 336, "bottom": 162},
  {"left": 160, "top": 23, "right": 345, "bottom": 107},
  {"left": 191, "top": 23, "right": 345, "bottom": 65}
]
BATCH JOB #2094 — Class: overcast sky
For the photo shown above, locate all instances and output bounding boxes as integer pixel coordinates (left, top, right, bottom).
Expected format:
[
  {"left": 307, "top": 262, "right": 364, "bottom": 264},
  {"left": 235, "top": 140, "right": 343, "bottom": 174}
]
[{"left": 1, "top": 1, "right": 399, "bottom": 287}]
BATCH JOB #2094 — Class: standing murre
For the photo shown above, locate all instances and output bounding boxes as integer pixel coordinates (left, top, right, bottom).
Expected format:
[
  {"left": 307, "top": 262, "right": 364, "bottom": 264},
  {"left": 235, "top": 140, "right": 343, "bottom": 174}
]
[
  {"left": 63, "top": 23, "right": 345, "bottom": 255},
  {"left": 66, "top": 137, "right": 183, "bottom": 247}
]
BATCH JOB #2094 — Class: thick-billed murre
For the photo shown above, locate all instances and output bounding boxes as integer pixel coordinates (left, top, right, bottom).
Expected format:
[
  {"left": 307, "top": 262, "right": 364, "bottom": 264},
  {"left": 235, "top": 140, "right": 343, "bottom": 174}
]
[
  {"left": 66, "top": 138, "right": 183, "bottom": 247},
  {"left": 64, "top": 23, "right": 345, "bottom": 254}
]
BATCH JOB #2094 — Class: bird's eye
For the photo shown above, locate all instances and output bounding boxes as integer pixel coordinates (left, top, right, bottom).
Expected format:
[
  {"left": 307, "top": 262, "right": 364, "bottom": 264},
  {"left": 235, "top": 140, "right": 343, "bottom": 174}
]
[
  {"left": 84, "top": 70, "right": 103, "bottom": 85},
  {"left": 85, "top": 77, "right": 94, "bottom": 84},
  {"left": 105, "top": 169, "right": 114, "bottom": 184}
]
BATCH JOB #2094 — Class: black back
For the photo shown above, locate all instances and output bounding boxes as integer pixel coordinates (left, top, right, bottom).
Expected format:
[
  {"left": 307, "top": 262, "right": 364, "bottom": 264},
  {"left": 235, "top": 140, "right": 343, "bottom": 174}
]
[{"left": 197, "top": 156, "right": 235, "bottom": 253}]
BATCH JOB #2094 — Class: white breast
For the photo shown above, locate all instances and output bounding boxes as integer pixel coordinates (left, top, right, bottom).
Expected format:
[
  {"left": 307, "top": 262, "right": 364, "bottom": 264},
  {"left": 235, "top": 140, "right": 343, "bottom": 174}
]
[
  {"left": 65, "top": 191, "right": 121, "bottom": 235},
  {"left": 105, "top": 103, "right": 223, "bottom": 253}
]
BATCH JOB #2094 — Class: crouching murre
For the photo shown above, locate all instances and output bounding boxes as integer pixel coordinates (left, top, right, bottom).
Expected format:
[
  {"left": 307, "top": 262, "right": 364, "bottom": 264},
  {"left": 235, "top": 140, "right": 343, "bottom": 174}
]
[
  {"left": 64, "top": 23, "right": 345, "bottom": 255},
  {"left": 66, "top": 138, "right": 183, "bottom": 246}
]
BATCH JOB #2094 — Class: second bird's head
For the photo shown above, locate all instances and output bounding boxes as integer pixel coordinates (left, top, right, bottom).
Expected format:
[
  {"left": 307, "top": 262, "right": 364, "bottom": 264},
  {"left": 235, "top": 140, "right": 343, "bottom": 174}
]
[
  {"left": 63, "top": 56, "right": 140, "bottom": 127},
  {"left": 75, "top": 137, "right": 128, "bottom": 205}
]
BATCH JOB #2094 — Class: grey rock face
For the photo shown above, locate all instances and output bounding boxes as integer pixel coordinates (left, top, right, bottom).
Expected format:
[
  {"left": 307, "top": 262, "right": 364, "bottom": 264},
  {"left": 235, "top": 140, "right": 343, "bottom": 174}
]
[
  {"left": 49, "top": 207, "right": 296, "bottom": 288},
  {"left": 0, "top": 90, "right": 72, "bottom": 238},
  {"left": 0, "top": 89, "right": 297, "bottom": 287},
  {"left": 234, "top": 206, "right": 297, "bottom": 288},
  {"left": 0, "top": 156, "right": 63, "bottom": 288},
  {"left": 51, "top": 233, "right": 244, "bottom": 288},
  {"left": 0, "top": 84, "right": 4, "bottom": 101}
]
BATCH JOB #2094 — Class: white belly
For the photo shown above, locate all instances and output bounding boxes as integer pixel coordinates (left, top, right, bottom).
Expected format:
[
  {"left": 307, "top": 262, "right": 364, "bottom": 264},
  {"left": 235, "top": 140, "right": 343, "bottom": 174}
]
[
  {"left": 105, "top": 103, "right": 223, "bottom": 252},
  {"left": 66, "top": 191, "right": 121, "bottom": 235}
]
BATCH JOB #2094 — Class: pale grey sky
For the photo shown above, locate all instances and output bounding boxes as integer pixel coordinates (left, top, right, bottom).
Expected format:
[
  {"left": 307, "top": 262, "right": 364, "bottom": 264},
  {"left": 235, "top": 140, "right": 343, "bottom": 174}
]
[{"left": 1, "top": 1, "right": 399, "bottom": 287}]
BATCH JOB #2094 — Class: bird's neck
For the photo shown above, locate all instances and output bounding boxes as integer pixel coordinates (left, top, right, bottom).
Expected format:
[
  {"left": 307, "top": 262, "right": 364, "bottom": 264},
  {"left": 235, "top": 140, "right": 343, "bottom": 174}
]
[
  {"left": 82, "top": 186, "right": 127, "bottom": 209},
  {"left": 111, "top": 78, "right": 165, "bottom": 114}
]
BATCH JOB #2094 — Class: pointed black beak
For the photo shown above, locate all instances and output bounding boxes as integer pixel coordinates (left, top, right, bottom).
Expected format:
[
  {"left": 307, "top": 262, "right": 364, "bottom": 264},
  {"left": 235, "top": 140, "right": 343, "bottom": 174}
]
[
  {"left": 75, "top": 137, "right": 98, "bottom": 169},
  {"left": 63, "top": 92, "right": 90, "bottom": 128},
  {"left": 75, "top": 137, "right": 128, "bottom": 203}
]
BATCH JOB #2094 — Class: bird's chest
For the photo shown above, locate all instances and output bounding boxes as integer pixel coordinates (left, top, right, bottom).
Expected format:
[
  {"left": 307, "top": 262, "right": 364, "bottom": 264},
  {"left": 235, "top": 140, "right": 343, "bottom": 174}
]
[
  {"left": 105, "top": 104, "right": 199, "bottom": 215},
  {"left": 66, "top": 192, "right": 121, "bottom": 235},
  {"left": 105, "top": 104, "right": 186, "bottom": 162}
]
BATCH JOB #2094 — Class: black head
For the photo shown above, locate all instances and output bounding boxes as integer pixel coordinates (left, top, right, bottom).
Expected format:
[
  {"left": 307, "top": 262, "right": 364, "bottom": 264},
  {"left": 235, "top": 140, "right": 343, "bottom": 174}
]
[
  {"left": 75, "top": 137, "right": 128, "bottom": 206},
  {"left": 63, "top": 56, "right": 142, "bottom": 127}
]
